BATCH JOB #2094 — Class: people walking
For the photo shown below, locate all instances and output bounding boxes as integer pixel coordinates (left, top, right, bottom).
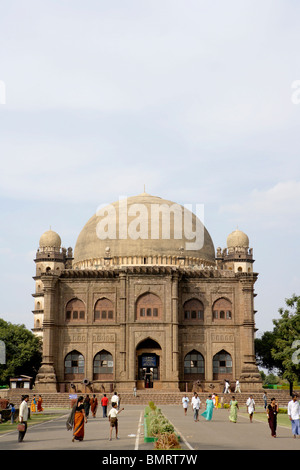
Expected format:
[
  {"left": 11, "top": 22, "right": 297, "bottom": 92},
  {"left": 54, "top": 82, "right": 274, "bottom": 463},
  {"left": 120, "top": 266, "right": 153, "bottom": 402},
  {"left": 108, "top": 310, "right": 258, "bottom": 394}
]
[
  {"left": 37, "top": 395, "right": 43, "bottom": 412},
  {"left": 18, "top": 395, "right": 29, "bottom": 442},
  {"left": 101, "top": 394, "right": 109, "bottom": 418},
  {"left": 182, "top": 394, "right": 189, "bottom": 415},
  {"left": 201, "top": 395, "right": 214, "bottom": 421},
  {"left": 215, "top": 393, "right": 219, "bottom": 410},
  {"left": 267, "top": 397, "right": 278, "bottom": 437},
  {"left": 83, "top": 395, "right": 91, "bottom": 418},
  {"left": 234, "top": 380, "right": 241, "bottom": 393},
  {"left": 191, "top": 393, "right": 201, "bottom": 422},
  {"left": 90, "top": 394, "right": 98, "bottom": 418},
  {"left": 263, "top": 392, "right": 268, "bottom": 410},
  {"left": 111, "top": 392, "right": 119, "bottom": 408},
  {"left": 229, "top": 396, "right": 239, "bottom": 423},
  {"left": 246, "top": 395, "right": 255, "bottom": 423},
  {"left": 224, "top": 380, "right": 230, "bottom": 393},
  {"left": 288, "top": 393, "right": 300, "bottom": 438},
  {"left": 10, "top": 403, "right": 15, "bottom": 424},
  {"left": 30, "top": 395, "right": 37, "bottom": 413},
  {"left": 108, "top": 402, "right": 124, "bottom": 440},
  {"left": 66, "top": 396, "right": 87, "bottom": 442}
]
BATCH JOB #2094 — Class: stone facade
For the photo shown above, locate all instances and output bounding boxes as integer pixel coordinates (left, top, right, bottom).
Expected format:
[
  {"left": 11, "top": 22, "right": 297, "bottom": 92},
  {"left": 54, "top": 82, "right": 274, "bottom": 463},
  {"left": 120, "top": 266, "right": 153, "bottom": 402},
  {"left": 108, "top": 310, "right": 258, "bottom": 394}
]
[{"left": 33, "top": 193, "right": 261, "bottom": 393}]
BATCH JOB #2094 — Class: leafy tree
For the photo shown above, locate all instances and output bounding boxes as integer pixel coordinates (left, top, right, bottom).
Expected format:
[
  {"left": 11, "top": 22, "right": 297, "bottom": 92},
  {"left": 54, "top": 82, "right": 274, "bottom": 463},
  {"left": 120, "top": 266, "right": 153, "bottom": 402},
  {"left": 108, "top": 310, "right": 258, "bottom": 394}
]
[
  {"left": 0, "top": 318, "right": 42, "bottom": 385},
  {"left": 255, "top": 295, "right": 300, "bottom": 395},
  {"left": 255, "top": 330, "right": 282, "bottom": 373},
  {"left": 271, "top": 295, "right": 300, "bottom": 394}
]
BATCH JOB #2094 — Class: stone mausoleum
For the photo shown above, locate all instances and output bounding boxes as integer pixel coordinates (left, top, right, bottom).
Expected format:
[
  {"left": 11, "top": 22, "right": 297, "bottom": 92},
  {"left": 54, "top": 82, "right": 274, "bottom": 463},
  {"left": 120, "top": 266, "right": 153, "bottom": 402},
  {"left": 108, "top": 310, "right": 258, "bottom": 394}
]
[{"left": 32, "top": 192, "right": 261, "bottom": 393}]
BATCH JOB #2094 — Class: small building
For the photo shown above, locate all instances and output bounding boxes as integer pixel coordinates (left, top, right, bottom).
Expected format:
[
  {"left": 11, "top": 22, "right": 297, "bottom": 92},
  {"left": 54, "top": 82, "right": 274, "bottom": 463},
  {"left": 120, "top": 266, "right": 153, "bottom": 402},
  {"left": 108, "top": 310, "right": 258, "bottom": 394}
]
[{"left": 10, "top": 375, "right": 33, "bottom": 390}]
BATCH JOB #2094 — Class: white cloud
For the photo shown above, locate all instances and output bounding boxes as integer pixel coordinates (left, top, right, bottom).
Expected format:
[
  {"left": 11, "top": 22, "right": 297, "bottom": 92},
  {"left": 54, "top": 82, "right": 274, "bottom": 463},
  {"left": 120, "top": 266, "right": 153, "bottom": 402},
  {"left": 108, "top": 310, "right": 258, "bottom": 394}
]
[{"left": 220, "top": 180, "right": 300, "bottom": 230}]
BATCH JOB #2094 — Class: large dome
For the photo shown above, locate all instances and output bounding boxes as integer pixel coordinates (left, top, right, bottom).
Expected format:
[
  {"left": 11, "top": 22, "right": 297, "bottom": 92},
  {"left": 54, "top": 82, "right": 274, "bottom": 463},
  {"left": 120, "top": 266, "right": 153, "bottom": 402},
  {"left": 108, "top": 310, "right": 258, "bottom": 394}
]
[{"left": 73, "top": 193, "right": 215, "bottom": 268}]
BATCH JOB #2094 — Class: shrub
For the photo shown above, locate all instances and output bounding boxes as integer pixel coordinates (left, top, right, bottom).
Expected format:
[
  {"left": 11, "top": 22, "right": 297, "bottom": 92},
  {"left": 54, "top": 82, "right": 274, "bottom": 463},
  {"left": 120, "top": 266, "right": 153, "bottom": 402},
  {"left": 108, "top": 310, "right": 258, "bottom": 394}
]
[
  {"left": 278, "top": 408, "right": 287, "bottom": 414},
  {"left": 145, "top": 401, "right": 181, "bottom": 449},
  {"left": 154, "top": 432, "right": 181, "bottom": 450}
]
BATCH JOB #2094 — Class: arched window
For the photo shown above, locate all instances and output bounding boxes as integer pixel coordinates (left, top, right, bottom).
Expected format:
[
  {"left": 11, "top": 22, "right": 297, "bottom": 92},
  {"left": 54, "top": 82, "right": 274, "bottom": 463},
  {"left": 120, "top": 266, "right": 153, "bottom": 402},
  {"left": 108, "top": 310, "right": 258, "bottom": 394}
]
[
  {"left": 212, "top": 298, "right": 232, "bottom": 321},
  {"left": 183, "top": 299, "right": 204, "bottom": 321},
  {"left": 64, "top": 350, "right": 84, "bottom": 378},
  {"left": 213, "top": 350, "right": 232, "bottom": 379},
  {"left": 184, "top": 350, "right": 205, "bottom": 377},
  {"left": 94, "top": 298, "right": 114, "bottom": 321},
  {"left": 65, "top": 298, "right": 85, "bottom": 321},
  {"left": 136, "top": 293, "right": 162, "bottom": 321},
  {"left": 93, "top": 350, "right": 113, "bottom": 379}
]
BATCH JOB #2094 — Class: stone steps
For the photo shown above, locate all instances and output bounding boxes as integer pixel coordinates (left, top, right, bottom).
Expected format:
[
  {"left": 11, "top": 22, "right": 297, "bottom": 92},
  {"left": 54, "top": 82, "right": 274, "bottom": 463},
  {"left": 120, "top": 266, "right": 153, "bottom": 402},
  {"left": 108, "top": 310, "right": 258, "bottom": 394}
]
[{"left": 4, "top": 389, "right": 294, "bottom": 409}]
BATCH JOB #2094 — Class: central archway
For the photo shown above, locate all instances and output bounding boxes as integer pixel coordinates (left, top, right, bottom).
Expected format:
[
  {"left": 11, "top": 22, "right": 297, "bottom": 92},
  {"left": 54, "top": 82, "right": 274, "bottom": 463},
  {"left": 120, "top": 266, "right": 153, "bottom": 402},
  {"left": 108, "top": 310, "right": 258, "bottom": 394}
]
[{"left": 136, "top": 338, "right": 161, "bottom": 389}]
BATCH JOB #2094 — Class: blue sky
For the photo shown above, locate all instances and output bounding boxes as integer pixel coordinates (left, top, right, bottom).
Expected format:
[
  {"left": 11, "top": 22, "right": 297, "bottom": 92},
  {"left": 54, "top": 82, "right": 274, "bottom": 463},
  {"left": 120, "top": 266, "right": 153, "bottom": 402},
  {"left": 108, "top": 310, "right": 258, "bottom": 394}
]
[{"left": 0, "top": 0, "right": 300, "bottom": 334}]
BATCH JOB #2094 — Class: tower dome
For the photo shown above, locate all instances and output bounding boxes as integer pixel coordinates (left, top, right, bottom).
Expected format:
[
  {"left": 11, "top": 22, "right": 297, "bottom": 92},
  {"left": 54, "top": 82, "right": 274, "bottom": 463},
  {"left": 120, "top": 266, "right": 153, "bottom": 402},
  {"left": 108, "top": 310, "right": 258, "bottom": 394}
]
[
  {"left": 226, "top": 229, "right": 249, "bottom": 249},
  {"left": 73, "top": 193, "right": 215, "bottom": 268},
  {"left": 39, "top": 229, "right": 61, "bottom": 250}
]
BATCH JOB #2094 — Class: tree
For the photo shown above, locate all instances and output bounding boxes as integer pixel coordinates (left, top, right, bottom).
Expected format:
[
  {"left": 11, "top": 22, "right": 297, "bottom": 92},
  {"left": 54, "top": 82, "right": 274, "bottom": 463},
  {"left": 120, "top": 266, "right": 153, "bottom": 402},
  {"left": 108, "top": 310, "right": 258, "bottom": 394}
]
[
  {"left": 271, "top": 295, "right": 300, "bottom": 394},
  {"left": 0, "top": 318, "right": 42, "bottom": 385},
  {"left": 255, "top": 330, "right": 282, "bottom": 373},
  {"left": 255, "top": 295, "right": 300, "bottom": 395}
]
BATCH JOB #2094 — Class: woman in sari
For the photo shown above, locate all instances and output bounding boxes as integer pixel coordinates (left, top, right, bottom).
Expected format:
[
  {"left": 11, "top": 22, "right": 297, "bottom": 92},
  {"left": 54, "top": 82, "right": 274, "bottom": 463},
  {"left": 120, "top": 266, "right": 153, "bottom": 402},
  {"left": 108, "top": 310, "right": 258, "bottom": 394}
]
[
  {"left": 37, "top": 395, "right": 43, "bottom": 412},
  {"left": 30, "top": 395, "right": 37, "bottom": 413},
  {"left": 90, "top": 394, "right": 98, "bottom": 418},
  {"left": 201, "top": 395, "right": 214, "bottom": 421},
  {"left": 67, "top": 396, "right": 87, "bottom": 442},
  {"left": 267, "top": 397, "right": 278, "bottom": 437},
  {"left": 229, "top": 396, "right": 239, "bottom": 423}
]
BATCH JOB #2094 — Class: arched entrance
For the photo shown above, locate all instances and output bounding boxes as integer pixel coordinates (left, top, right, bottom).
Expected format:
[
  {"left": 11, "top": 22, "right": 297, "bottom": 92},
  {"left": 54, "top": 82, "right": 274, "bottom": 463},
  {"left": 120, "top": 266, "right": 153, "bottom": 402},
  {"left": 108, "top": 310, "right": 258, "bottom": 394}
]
[{"left": 136, "top": 338, "right": 161, "bottom": 389}]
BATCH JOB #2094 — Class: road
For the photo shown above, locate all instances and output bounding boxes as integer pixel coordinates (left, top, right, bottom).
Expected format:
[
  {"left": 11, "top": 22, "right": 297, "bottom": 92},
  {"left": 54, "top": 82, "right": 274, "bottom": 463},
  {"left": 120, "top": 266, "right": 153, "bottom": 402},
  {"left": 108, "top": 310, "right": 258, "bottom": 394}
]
[{"left": 0, "top": 405, "right": 299, "bottom": 452}]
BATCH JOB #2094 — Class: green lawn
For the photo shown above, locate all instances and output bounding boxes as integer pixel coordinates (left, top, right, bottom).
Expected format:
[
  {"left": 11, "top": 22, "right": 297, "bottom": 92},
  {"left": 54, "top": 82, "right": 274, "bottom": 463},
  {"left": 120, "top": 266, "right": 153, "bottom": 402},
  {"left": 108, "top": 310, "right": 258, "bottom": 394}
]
[
  {"left": 0, "top": 411, "right": 66, "bottom": 435},
  {"left": 239, "top": 409, "right": 291, "bottom": 428}
]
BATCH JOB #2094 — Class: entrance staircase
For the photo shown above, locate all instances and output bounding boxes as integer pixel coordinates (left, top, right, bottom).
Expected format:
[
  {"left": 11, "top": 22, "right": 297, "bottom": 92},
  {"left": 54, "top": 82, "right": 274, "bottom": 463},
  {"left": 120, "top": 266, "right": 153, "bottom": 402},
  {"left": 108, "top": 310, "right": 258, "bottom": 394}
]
[{"left": 3, "top": 389, "right": 293, "bottom": 409}]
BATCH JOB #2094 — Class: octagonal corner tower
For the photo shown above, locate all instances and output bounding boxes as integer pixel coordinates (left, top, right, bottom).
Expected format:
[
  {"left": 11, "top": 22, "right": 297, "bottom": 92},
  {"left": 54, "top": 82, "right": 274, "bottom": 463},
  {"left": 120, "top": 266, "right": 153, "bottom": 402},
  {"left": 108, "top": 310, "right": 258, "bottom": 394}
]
[{"left": 73, "top": 192, "right": 215, "bottom": 269}]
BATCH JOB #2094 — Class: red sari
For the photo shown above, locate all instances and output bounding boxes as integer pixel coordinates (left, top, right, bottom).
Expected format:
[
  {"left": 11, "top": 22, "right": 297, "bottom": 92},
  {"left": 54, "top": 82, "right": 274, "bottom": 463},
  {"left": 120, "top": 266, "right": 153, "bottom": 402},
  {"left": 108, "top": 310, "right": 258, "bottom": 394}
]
[
  {"left": 91, "top": 396, "right": 98, "bottom": 418},
  {"left": 37, "top": 396, "right": 43, "bottom": 412}
]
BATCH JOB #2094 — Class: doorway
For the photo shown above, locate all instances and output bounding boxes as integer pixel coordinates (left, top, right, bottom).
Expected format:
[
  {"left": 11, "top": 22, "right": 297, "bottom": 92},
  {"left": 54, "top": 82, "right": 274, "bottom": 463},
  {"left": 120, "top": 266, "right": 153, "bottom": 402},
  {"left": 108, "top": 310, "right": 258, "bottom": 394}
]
[{"left": 136, "top": 338, "right": 161, "bottom": 389}]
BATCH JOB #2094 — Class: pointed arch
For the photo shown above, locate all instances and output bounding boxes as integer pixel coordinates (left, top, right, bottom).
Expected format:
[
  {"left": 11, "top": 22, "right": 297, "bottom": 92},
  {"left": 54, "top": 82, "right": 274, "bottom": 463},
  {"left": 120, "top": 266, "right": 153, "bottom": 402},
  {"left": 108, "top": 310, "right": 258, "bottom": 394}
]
[
  {"left": 136, "top": 292, "right": 162, "bottom": 321},
  {"left": 183, "top": 298, "right": 204, "bottom": 321},
  {"left": 94, "top": 297, "right": 114, "bottom": 321},
  {"left": 93, "top": 349, "right": 113, "bottom": 379},
  {"left": 64, "top": 350, "right": 85, "bottom": 379},
  {"left": 213, "top": 349, "right": 232, "bottom": 380},
  {"left": 184, "top": 350, "right": 205, "bottom": 379},
  {"left": 212, "top": 297, "right": 232, "bottom": 321},
  {"left": 65, "top": 298, "right": 86, "bottom": 321}
]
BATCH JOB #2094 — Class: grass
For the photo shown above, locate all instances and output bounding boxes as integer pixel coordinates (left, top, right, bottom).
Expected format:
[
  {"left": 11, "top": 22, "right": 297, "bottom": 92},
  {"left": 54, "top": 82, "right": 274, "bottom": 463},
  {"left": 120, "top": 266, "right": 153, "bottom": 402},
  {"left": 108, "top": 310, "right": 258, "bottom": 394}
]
[
  {"left": 238, "top": 408, "right": 291, "bottom": 428},
  {"left": 0, "top": 411, "right": 66, "bottom": 435}
]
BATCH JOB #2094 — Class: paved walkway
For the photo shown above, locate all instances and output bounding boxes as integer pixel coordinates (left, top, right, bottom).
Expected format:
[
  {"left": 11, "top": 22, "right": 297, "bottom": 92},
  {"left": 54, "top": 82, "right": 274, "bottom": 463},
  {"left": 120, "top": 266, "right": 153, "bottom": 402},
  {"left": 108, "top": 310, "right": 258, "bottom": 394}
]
[{"left": 0, "top": 405, "right": 299, "bottom": 451}]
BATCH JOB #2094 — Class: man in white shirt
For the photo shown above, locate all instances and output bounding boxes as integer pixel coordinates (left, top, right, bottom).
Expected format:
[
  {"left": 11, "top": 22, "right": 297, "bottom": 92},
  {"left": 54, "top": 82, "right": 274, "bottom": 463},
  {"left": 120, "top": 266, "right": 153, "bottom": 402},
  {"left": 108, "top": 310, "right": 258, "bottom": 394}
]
[
  {"left": 246, "top": 395, "right": 255, "bottom": 422},
  {"left": 182, "top": 395, "right": 189, "bottom": 415},
  {"left": 234, "top": 380, "right": 241, "bottom": 393},
  {"left": 18, "top": 395, "right": 29, "bottom": 442},
  {"left": 288, "top": 394, "right": 300, "bottom": 438},
  {"left": 111, "top": 392, "right": 119, "bottom": 407},
  {"left": 191, "top": 393, "right": 201, "bottom": 422}
]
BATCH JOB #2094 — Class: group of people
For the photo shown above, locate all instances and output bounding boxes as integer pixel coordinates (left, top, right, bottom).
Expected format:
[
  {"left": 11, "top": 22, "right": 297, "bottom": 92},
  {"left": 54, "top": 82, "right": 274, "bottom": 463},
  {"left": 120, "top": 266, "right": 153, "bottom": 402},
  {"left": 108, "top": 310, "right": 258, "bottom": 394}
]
[
  {"left": 265, "top": 393, "right": 300, "bottom": 439},
  {"left": 182, "top": 393, "right": 215, "bottom": 422},
  {"left": 16, "top": 388, "right": 300, "bottom": 444},
  {"left": 30, "top": 394, "right": 43, "bottom": 414},
  {"left": 66, "top": 392, "right": 124, "bottom": 442},
  {"left": 183, "top": 390, "right": 300, "bottom": 439}
]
